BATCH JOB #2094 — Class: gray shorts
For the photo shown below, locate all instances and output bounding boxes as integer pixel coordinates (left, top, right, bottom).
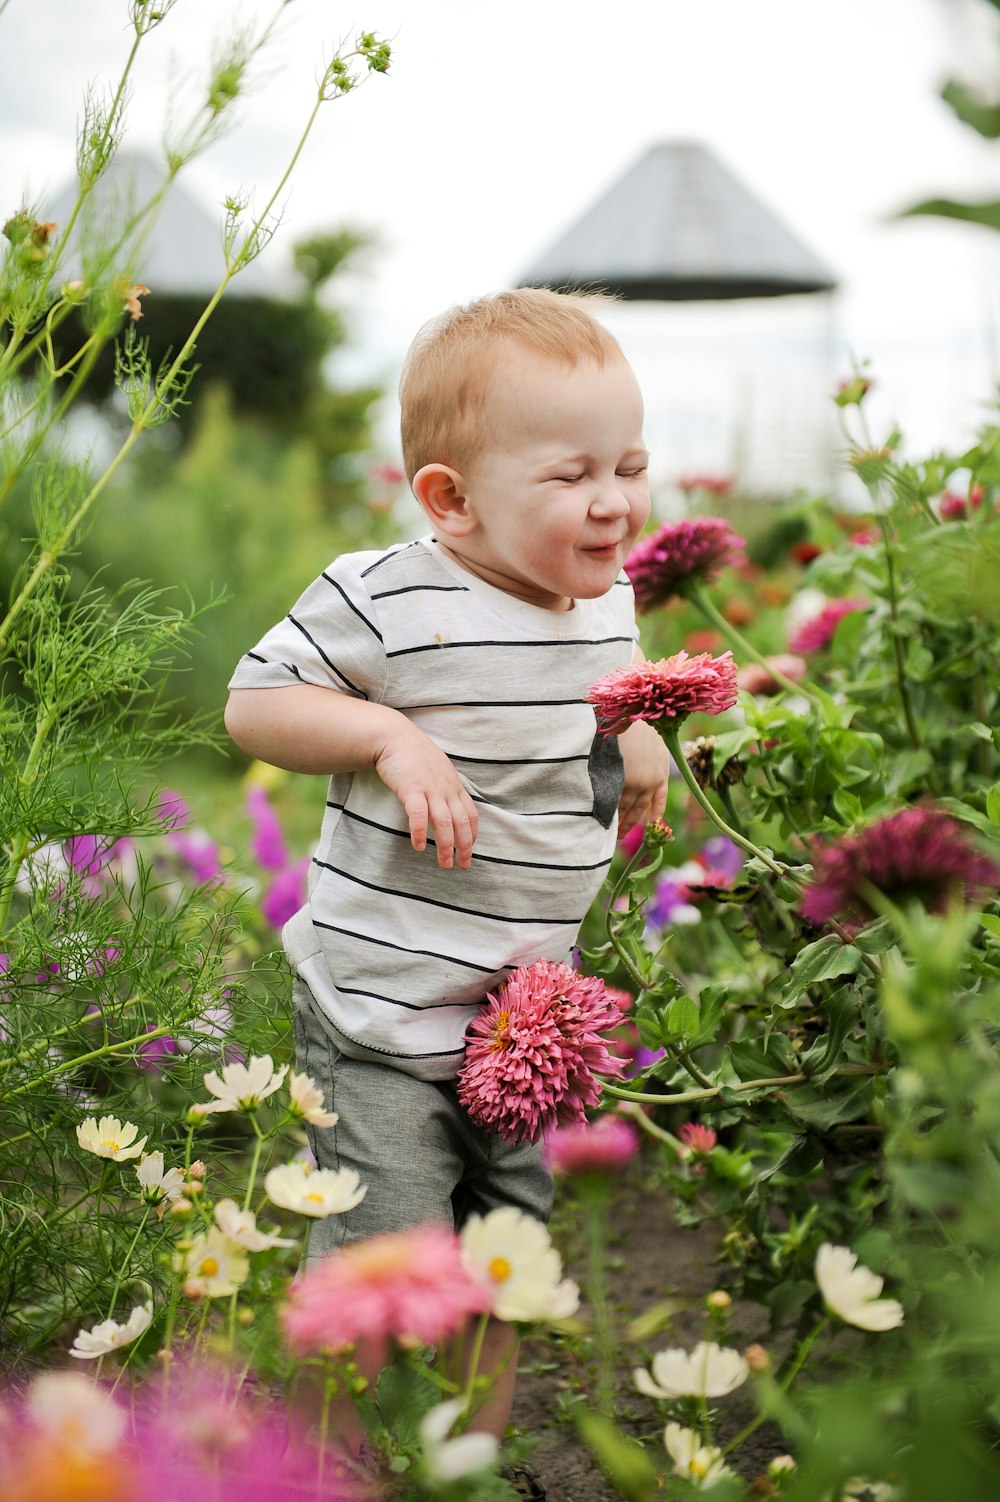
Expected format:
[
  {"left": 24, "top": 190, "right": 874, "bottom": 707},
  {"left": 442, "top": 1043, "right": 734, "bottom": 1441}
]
[{"left": 291, "top": 979, "right": 553, "bottom": 1264}]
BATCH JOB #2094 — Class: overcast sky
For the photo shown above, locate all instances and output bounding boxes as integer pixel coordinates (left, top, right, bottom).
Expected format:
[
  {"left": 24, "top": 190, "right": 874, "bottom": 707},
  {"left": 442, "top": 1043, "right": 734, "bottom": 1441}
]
[{"left": 3, "top": 0, "right": 1000, "bottom": 478}]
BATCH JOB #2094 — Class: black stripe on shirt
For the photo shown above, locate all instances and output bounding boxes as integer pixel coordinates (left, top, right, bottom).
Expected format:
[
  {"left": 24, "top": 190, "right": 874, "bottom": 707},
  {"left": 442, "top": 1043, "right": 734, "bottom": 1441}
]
[
  {"left": 312, "top": 919, "right": 495, "bottom": 974},
  {"left": 385, "top": 634, "right": 634, "bottom": 660},
  {"left": 396, "top": 697, "right": 587, "bottom": 710},
  {"left": 312, "top": 859, "right": 582, "bottom": 926},
  {"left": 446, "top": 751, "right": 589, "bottom": 766},
  {"left": 287, "top": 614, "right": 367, "bottom": 697},
  {"left": 336, "top": 984, "right": 476, "bottom": 1012},
  {"left": 247, "top": 651, "right": 267, "bottom": 663},
  {"left": 321, "top": 573, "right": 384, "bottom": 642},
  {"left": 369, "top": 583, "right": 470, "bottom": 601},
  {"left": 325, "top": 800, "right": 611, "bottom": 872},
  {"left": 360, "top": 541, "right": 421, "bottom": 578}
]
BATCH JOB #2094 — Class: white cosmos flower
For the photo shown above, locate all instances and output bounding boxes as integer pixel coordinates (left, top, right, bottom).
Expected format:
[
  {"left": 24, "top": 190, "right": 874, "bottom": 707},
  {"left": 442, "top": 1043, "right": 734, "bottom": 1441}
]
[
  {"left": 27, "top": 1371, "right": 125, "bottom": 1454},
  {"left": 264, "top": 1161, "right": 367, "bottom": 1217},
  {"left": 198, "top": 1054, "right": 288, "bottom": 1113},
  {"left": 420, "top": 1398, "right": 499, "bottom": 1483},
  {"left": 213, "top": 1197, "right": 297, "bottom": 1250},
  {"left": 135, "top": 1151, "right": 186, "bottom": 1205},
  {"left": 815, "top": 1244, "right": 904, "bottom": 1332},
  {"left": 634, "top": 1340, "right": 749, "bottom": 1400},
  {"left": 69, "top": 1302, "right": 152, "bottom": 1359},
  {"left": 76, "top": 1114, "right": 147, "bottom": 1161},
  {"left": 287, "top": 1070, "right": 338, "bottom": 1127},
  {"left": 664, "top": 1423, "right": 733, "bottom": 1489},
  {"left": 459, "top": 1206, "right": 579, "bottom": 1323},
  {"left": 174, "top": 1227, "right": 249, "bottom": 1297}
]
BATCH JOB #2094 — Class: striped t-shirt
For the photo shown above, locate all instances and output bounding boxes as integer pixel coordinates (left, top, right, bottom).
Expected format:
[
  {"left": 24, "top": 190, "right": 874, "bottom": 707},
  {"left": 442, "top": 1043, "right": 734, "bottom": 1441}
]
[{"left": 229, "top": 537, "right": 639, "bottom": 1080}]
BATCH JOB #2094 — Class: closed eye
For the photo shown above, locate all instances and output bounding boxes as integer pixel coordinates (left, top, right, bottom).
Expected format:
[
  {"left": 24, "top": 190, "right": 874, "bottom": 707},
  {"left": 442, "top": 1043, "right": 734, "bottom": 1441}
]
[{"left": 618, "top": 466, "right": 648, "bottom": 478}]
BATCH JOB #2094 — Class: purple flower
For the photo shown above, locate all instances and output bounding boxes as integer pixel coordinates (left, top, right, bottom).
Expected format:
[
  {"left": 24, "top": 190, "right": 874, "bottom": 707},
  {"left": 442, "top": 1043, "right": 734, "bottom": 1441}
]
[
  {"left": 246, "top": 784, "right": 289, "bottom": 872},
  {"left": 625, "top": 518, "right": 747, "bottom": 611},
  {"left": 135, "top": 1024, "right": 177, "bottom": 1072},
  {"left": 156, "top": 789, "right": 191, "bottom": 831},
  {"left": 701, "top": 836, "right": 743, "bottom": 880},
  {"left": 261, "top": 859, "right": 310, "bottom": 929},
  {"left": 168, "top": 830, "right": 223, "bottom": 886},
  {"left": 801, "top": 803, "right": 1000, "bottom": 933}
]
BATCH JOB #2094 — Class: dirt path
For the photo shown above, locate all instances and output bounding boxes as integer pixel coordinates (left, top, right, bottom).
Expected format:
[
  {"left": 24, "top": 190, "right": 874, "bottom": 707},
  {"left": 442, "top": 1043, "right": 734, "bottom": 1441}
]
[{"left": 512, "top": 1183, "right": 778, "bottom": 1500}]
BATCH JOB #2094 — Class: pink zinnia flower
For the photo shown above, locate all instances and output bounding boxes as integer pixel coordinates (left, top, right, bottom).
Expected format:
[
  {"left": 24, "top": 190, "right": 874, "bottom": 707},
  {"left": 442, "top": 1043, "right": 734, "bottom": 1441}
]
[
  {"left": 736, "top": 655, "right": 807, "bottom": 697},
  {"left": 156, "top": 789, "right": 191, "bottom": 831},
  {"left": 787, "top": 598, "right": 868, "bottom": 655},
  {"left": 168, "top": 830, "right": 223, "bottom": 886},
  {"left": 545, "top": 1115, "right": 639, "bottom": 1175},
  {"left": 281, "top": 1224, "right": 492, "bottom": 1364},
  {"left": 626, "top": 517, "right": 747, "bottom": 611},
  {"left": 801, "top": 803, "right": 1000, "bottom": 934},
  {"left": 457, "top": 961, "right": 627, "bottom": 1144},
  {"left": 587, "top": 651, "right": 738, "bottom": 736},
  {"left": 678, "top": 1122, "right": 718, "bottom": 1154}
]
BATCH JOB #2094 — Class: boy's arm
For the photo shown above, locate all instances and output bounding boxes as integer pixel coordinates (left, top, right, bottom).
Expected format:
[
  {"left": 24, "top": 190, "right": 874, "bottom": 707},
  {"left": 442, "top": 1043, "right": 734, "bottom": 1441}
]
[{"left": 224, "top": 685, "right": 478, "bottom": 870}]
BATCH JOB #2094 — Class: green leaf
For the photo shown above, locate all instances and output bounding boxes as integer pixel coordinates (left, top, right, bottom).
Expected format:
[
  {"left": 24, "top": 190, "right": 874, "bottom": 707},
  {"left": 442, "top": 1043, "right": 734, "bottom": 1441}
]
[
  {"left": 987, "top": 784, "right": 1000, "bottom": 827},
  {"left": 853, "top": 918, "right": 896, "bottom": 955},
  {"left": 664, "top": 994, "right": 700, "bottom": 1039},
  {"left": 783, "top": 936, "right": 862, "bottom": 1001},
  {"left": 728, "top": 1035, "right": 798, "bottom": 1082},
  {"left": 575, "top": 1411, "right": 658, "bottom": 1502},
  {"left": 979, "top": 914, "right": 1000, "bottom": 939},
  {"left": 941, "top": 79, "right": 1000, "bottom": 138},
  {"left": 784, "top": 1077, "right": 874, "bottom": 1130},
  {"left": 900, "top": 197, "right": 1000, "bottom": 232},
  {"left": 939, "top": 797, "right": 996, "bottom": 836}
]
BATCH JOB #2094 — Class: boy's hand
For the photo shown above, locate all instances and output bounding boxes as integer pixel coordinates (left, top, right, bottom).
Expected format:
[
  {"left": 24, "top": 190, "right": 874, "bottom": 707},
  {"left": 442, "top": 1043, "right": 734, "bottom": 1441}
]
[
  {"left": 373, "top": 722, "right": 479, "bottom": 870},
  {"left": 617, "top": 719, "right": 669, "bottom": 835}
]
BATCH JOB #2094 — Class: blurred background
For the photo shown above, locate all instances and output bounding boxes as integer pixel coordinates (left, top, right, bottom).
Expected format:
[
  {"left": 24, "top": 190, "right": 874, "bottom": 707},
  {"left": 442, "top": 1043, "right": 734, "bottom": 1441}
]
[{"left": 2, "top": 0, "right": 999, "bottom": 780}]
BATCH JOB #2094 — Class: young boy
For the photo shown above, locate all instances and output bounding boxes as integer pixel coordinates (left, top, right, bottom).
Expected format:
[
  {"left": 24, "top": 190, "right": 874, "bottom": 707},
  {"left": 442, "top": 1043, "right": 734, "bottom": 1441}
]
[{"left": 224, "top": 288, "right": 668, "bottom": 1455}]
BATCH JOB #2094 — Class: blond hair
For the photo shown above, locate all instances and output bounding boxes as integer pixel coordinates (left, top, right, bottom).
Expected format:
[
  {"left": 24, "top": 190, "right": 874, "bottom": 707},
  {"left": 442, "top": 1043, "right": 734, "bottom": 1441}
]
[{"left": 399, "top": 287, "right": 623, "bottom": 482}]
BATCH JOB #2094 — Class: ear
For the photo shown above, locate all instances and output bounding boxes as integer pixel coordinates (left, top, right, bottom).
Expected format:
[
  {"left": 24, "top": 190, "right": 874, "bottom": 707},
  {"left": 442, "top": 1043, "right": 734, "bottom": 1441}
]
[{"left": 411, "top": 464, "right": 477, "bottom": 538}]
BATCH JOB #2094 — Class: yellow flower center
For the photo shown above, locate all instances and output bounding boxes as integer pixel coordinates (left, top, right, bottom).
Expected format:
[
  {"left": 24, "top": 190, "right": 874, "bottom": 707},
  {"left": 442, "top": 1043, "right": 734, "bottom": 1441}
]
[
  {"left": 199, "top": 1256, "right": 220, "bottom": 1277},
  {"left": 690, "top": 1460, "right": 708, "bottom": 1479},
  {"left": 304, "top": 1192, "right": 325, "bottom": 1203},
  {"left": 490, "top": 1010, "right": 512, "bottom": 1052},
  {"left": 488, "top": 1256, "right": 512, "bottom": 1284},
  {"left": 100, "top": 1138, "right": 121, "bottom": 1152}
]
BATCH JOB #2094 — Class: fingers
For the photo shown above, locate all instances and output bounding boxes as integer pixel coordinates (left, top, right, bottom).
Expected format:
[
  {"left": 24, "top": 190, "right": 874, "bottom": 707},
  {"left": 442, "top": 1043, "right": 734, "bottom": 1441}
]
[{"left": 402, "top": 788, "right": 479, "bottom": 869}]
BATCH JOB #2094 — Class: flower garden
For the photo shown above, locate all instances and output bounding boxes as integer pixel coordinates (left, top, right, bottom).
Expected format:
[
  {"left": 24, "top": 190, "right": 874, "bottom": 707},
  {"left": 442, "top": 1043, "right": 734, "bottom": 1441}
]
[{"left": 4, "top": 7, "right": 1000, "bottom": 1501}]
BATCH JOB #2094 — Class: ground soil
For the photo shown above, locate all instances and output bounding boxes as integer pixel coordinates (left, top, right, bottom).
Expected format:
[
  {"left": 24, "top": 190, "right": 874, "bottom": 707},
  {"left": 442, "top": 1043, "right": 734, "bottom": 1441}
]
[{"left": 511, "top": 1181, "right": 782, "bottom": 1501}]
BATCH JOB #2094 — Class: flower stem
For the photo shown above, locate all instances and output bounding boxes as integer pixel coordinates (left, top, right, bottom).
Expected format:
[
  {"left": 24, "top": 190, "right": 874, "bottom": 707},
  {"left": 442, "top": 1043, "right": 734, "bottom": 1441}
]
[
  {"left": 662, "top": 727, "right": 789, "bottom": 879},
  {"left": 602, "top": 1059, "right": 884, "bottom": 1109},
  {"left": 687, "top": 585, "right": 820, "bottom": 703},
  {"left": 584, "top": 1199, "right": 615, "bottom": 1417},
  {"left": 106, "top": 1206, "right": 151, "bottom": 1321},
  {"left": 463, "top": 1311, "right": 491, "bottom": 1414}
]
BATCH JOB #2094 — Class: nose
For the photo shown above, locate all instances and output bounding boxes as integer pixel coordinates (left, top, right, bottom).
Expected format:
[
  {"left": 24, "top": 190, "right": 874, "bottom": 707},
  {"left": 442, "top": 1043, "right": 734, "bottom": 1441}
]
[{"left": 588, "top": 483, "right": 632, "bottom": 520}]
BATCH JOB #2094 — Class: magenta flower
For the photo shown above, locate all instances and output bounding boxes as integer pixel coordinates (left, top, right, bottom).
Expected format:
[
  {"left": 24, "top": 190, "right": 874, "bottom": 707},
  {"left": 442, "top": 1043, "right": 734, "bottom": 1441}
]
[
  {"left": 156, "top": 789, "right": 191, "bottom": 831},
  {"left": 678, "top": 1122, "right": 718, "bottom": 1154},
  {"left": 261, "top": 858, "right": 310, "bottom": 930},
  {"left": 168, "top": 830, "right": 223, "bottom": 886},
  {"left": 545, "top": 1115, "right": 639, "bottom": 1176},
  {"left": 939, "top": 484, "right": 984, "bottom": 520},
  {"left": 457, "top": 961, "right": 627, "bottom": 1144},
  {"left": 282, "top": 1224, "right": 492, "bottom": 1365},
  {"left": 587, "top": 651, "right": 738, "bottom": 736},
  {"left": 625, "top": 517, "right": 747, "bottom": 611},
  {"left": 787, "top": 598, "right": 868, "bottom": 655},
  {"left": 135, "top": 1024, "right": 177, "bottom": 1072},
  {"left": 801, "top": 803, "right": 1000, "bottom": 933},
  {"left": 246, "top": 784, "right": 288, "bottom": 872}
]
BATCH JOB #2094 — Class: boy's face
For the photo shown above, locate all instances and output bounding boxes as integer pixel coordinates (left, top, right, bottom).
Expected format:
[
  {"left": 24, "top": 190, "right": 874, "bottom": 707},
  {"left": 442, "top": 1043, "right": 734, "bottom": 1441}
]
[{"left": 438, "top": 349, "right": 650, "bottom": 612}]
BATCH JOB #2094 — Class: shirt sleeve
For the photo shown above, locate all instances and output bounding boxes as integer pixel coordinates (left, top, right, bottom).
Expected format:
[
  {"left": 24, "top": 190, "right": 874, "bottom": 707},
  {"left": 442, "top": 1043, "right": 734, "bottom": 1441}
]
[{"left": 227, "top": 556, "right": 387, "bottom": 702}]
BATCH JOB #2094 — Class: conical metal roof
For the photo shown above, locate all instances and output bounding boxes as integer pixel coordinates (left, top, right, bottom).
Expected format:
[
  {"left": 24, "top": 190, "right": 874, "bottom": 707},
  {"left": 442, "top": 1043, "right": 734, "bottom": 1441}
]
[
  {"left": 518, "top": 141, "right": 837, "bottom": 301},
  {"left": 44, "top": 151, "right": 295, "bottom": 299}
]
